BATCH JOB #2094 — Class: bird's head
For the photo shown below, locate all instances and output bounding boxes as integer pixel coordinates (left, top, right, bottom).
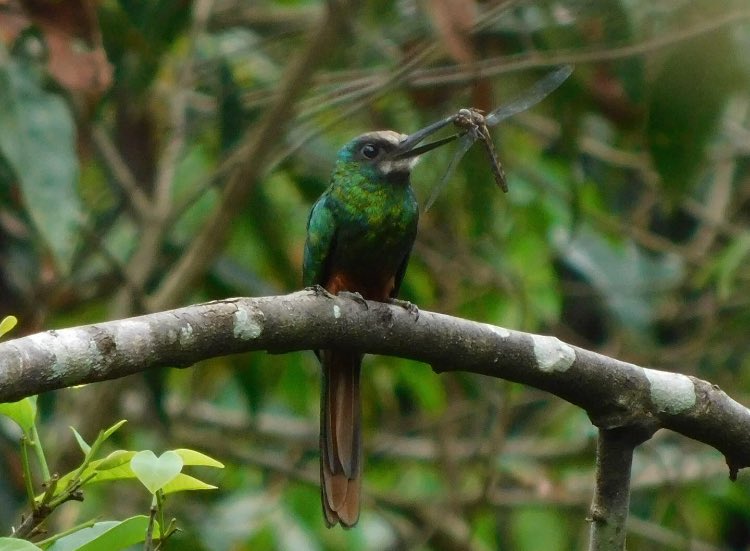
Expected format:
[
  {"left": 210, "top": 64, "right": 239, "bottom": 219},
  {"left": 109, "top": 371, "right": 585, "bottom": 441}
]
[{"left": 335, "top": 122, "right": 456, "bottom": 182}]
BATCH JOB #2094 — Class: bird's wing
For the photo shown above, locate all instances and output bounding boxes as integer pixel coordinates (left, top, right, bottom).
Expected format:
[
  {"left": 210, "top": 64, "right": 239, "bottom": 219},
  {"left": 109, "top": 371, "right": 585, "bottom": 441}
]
[
  {"left": 303, "top": 194, "right": 337, "bottom": 287},
  {"left": 390, "top": 252, "right": 412, "bottom": 299},
  {"left": 391, "top": 212, "right": 419, "bottom": 298}
]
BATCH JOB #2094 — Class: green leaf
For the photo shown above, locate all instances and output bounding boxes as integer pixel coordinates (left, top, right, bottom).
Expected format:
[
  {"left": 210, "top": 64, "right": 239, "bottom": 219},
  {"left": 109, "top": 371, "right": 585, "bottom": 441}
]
[
  {"left": 0, "top": 49, "right": 81, "bottom": 273},
  {"left": 0, "top": 315, "right": 17, "bottom": 338},
  {"left": 130, "top": 450, "right": 183, "bottom": 494},
  {"left": 0, "top": 396, "right": 37, "bottom": 434},
  {"left": 50, "top": 421, "right": 128, "bottom": 495},
  {"left": 647, "top": 28, "right": 742, "bottom": 194},
  {"left": 100, "top": 420, "right": 127, "bottom": 441},
  {"left": 0, "top": 537, "right": 42, "bottom": 550},
  {"left": 45, "top": 516, "right": 159, "bottom": 551},
  {"left": 95, "top": 450, "right": 135, "bottom": 472},
  {"left": 70, "top": 427, "right": 91, "bottom": 455},
  {"left": 54, "top": 448, "right": 222, "bottom": 493},
  {"left": 162, "top": 472, "right": 217, "bottom": 494},
  {"left": 52, "top": 450, "right": 135, "bottom": 495},
  {"left": 172, "top": 448, "right": 225, "bottom": 468}
]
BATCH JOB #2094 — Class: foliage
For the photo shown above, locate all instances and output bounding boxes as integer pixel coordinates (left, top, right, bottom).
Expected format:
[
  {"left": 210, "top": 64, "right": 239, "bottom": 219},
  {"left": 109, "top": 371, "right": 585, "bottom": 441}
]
[
  {"left": 0, "top": 393, "right": 222, "bottom": 548},
  {"left": 0, "top": 0, "right": 749, "bottom": 549}
]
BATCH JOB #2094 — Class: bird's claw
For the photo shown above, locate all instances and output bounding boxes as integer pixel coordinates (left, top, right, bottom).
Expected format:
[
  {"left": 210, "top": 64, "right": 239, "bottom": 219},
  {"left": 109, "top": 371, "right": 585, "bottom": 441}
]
[
  {"left": 388, "top": 298, "right": 420, "bottom": 321},
  {"left": 338, "top": 291, "right": 369, "bottom": 310},
  {"left": 307, "top": 284, "right": 335, "bottom": 299}
]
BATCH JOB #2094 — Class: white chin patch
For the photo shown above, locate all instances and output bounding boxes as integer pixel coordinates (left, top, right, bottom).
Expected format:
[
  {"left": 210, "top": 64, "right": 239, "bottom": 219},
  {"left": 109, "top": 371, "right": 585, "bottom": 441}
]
[{"left": 379, "top": 157, "right": 418, "bottom": 175}]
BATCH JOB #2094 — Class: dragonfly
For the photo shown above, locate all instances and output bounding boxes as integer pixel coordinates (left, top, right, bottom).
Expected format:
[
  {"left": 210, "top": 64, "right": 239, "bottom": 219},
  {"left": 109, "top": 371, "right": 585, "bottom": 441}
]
[{"left": 397, "top": 65, "right": 574, "bottom": 210}]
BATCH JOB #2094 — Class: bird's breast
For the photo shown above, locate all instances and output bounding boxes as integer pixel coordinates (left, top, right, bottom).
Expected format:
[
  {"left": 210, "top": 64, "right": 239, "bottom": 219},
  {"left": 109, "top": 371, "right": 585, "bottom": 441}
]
[{"left": 327, "top": 185, "right": 418, "bottom": 295}]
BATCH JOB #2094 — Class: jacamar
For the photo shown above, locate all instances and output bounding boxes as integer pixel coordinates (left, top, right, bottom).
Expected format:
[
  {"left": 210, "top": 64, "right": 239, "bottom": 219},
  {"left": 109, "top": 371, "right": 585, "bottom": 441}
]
[{"left": 303, "top": 122, "right": 455, "bottom": 527}]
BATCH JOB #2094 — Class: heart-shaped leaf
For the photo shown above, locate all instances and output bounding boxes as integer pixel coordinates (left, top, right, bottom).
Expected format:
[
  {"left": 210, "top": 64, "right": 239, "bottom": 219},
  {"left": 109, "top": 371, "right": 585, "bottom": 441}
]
[{"left": 130, "top": 450, "right": 183, "bottom": 494}]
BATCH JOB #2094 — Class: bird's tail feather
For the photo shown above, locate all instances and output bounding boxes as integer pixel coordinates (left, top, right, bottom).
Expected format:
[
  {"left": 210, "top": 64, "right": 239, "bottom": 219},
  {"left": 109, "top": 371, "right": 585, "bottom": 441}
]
[{"left": 320, "top": 349, "right": 362, "bottom": 527}]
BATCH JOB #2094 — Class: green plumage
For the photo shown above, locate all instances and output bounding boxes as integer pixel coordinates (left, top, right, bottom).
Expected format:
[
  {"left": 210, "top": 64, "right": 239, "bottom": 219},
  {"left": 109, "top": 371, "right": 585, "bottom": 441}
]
[{"left": 303, "top": 134, "right": 419, "bottom": 297}]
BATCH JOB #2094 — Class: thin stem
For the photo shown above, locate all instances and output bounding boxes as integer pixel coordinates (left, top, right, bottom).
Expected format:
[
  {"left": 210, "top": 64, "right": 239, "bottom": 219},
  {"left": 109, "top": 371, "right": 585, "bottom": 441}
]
[
  {"left": 413, "top": 9, "right": 750, "bottom": 88},
  {"left": 30, "top": 423, "right": 50, "bottom": 482},
  {"left": 35, "top": 519, "right": 97, "bottom": 546},
  {"left": 90, "top": 125, "right": 150, "bottom": 219},
  {"left": 144, "top": 495, "right": 158, "bottom": 551},
  {"left": 157, "top": 491, "right": 166, "bottom": 544},
  {"left": 19, "top": 436, "right": 36, "bottom": 511},
  {"left": 12, "top": 475, "right": 59, "bottom": 539}
]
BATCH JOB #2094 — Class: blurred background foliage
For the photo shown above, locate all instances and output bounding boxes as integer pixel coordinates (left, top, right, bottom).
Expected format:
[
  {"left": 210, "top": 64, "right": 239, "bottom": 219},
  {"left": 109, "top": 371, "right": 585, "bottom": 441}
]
[{"left": 1, "top": 0, "right": 749, "bottom": 549}]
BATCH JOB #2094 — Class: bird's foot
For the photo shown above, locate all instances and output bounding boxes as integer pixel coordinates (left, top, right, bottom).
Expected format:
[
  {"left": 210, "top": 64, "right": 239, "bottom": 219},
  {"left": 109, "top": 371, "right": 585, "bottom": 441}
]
[
  {"left": 306, "top": 284, "right": 335, "bottom": 299},
  {"left": 338, "top": 291, "right": 369, "bottom": 310},
  {"left": 388, "top": 298, "right": 420, "bottom": 321}
]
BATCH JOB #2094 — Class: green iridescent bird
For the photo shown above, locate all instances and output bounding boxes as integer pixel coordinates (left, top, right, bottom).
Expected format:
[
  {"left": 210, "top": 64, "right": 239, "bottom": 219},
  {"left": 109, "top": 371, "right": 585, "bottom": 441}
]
[{"left": 303, "top": 124, "right": 454, "bottom": 527}]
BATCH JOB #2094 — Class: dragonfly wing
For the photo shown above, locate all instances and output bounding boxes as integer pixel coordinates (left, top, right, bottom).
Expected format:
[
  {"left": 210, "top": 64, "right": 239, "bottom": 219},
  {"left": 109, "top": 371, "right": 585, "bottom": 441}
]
[
  {"left": 485, "top": 65, "right": 573, "bottom": 126},
  {"left": 424, "top": 133, "right": 476, "bottom": 211}
]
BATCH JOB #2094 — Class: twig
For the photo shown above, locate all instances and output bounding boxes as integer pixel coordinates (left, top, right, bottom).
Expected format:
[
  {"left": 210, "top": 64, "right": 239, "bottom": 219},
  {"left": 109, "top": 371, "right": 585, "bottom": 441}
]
[
  {"left": 410, "top": 9, "right": 750, "bottom": 88},
  {"left": 77, "top": 221, "right": 148, "bottom": 311},
  {"left": 266, "top": 42, "right": 436, "bottom": 171},
  {"left": 626, "top": 516, "right": 724, "bottom": 551},
  {"left": 149, "top": 2, "right": 353, "bottom": 311},
  {"left": 152, "top": 0, "right": 214, "bottom": 215},
  {"left": 90, "top": 125, "right": 151, "bottom": 219},
  {"left": 516, "top": 109, "right": 747, "bottom": 242},
  {"left": 168, "top": 40, "right": 437, "bottom": 223},
  {"left": 110, "top": 0, "right": 214, "bottom": 320},
  {"left": 245, "top": 9, "right": 750, "bottom": 112}
]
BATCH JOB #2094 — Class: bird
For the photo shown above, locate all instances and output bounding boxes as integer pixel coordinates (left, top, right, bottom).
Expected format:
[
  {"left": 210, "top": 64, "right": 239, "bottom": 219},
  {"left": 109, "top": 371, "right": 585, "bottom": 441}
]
[{"left": 303, "top": 125, "right": 454, "bottom": 527}]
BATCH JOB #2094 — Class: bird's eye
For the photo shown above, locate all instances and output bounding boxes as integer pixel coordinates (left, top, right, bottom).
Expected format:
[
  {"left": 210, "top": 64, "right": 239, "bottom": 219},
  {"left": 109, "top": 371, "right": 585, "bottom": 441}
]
[{"left": 361, "top": 143, "right": 379, "bottom": 159}]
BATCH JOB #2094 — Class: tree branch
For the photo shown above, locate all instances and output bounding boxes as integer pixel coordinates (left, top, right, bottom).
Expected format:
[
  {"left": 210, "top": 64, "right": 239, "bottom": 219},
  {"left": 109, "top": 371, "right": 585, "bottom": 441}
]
[{"left": 1, "top": 291, "right": 749, "bottom": 477}]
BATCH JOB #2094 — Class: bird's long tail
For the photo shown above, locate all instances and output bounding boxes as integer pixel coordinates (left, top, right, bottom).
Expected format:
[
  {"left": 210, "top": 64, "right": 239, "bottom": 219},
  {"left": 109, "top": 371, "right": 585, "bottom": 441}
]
[{"left": 320, "top": 349, "right": 362, "bottom": 527}]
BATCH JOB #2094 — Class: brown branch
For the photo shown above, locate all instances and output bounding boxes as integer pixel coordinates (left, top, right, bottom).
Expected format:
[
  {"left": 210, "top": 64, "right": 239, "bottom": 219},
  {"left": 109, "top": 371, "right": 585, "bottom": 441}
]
[
  {"left": 173, "top": 405, "right": 725, "bottom": 551},
  {"left": 110, "top": 0, "right": 215, "bottom": 320},
  {"left": 174, "top": 400, "right": 732, "bottom": 495},
  {"left": 149, "top": 1, "right": 352, "bottom": 311},
  {"left": 409, "top": 9, "right": 750, "bottom": 88},
  {"left": 1, "top": 291, "right": 750, "bottom": 477},
  {"left": 242, "top": 9, "right": 750, "bottom": 115},
  {"left": 626, "top": 516, "right": 724, "bottom": 551},
  {"left": 89, "top": 125, "right": 150, "bottom": 218},
  {"left": 265, "top": 42, "right": 436, "bottom": 172}
]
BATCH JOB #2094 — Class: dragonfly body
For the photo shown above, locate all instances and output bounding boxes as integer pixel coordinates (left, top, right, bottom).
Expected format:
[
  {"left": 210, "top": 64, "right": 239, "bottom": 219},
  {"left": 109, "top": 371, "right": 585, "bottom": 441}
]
[
  {"left": 423, "top": 65, "right": 574, "bottom": 209},
  {"left": 453, "top": 108, "right": 509, "bottom": 192}
]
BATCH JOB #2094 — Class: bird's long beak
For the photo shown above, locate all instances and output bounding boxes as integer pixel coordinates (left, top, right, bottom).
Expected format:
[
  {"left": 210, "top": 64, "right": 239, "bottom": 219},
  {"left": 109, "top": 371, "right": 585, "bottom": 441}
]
[{"left": 392, "top": 116, "right": 459, "bottom": 160}]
